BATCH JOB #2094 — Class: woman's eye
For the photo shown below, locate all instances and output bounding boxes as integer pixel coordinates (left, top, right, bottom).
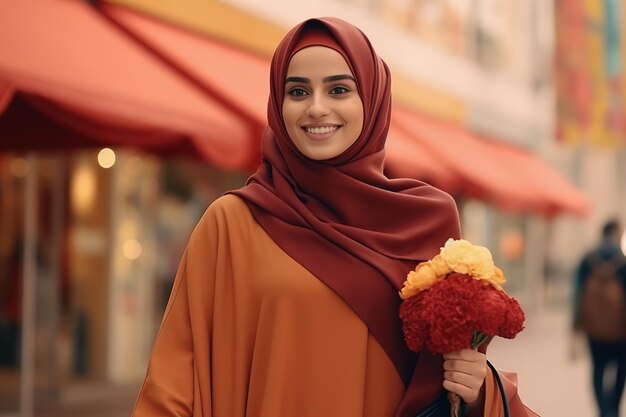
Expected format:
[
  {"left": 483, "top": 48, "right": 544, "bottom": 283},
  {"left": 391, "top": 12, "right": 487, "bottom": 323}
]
[
  {"left": 287, "top": 87, "right": 308, "bottom": 97},
  {"left": 330, "top": 86, "right": 349, "bottom": 95}
]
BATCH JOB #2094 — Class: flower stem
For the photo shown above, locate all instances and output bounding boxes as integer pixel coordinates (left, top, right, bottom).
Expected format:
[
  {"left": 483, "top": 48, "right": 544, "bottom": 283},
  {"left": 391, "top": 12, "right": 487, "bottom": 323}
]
[{"left": 470, "top": 331, "right": 489, "bottom": 350}]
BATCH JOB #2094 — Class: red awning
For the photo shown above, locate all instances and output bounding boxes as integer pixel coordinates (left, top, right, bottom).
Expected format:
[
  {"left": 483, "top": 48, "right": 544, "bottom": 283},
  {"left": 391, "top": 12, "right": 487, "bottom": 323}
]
[
  {"left": 97, "top": 2, "right": 269, "bottom": 126},
  {"left": 0, "top": 0, "right": 259, "bottom": 170},
  {"left": 392, "top": 105, "right": 590, "bottom": 216},
  {"left": 487, "top": 139, "right": 590, "bottom": 216},
  {"left": 385, "top": 124, "right": 461, "bottom": 192},
  {"left": 0, "top": 0, "right": 589, "bottom": 217}
]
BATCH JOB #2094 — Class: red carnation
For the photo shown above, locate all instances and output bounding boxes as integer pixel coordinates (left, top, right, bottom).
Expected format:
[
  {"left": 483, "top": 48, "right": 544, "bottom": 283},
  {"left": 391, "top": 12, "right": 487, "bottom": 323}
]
[{"left": 399, "top": 273, "right": 525, "bottom": 354}]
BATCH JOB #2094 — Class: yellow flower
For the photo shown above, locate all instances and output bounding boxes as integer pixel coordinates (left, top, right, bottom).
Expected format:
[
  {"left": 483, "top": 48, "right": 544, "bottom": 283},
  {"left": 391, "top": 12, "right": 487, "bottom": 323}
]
[
  {"left": 487, "top": 266, "right": 507, "bottom": 287},
  {"left": 428, "top": 255, "right": 451, "bottom": 277},
  {"left": 399, "top": 239, "right": 507, "bottom": 298},
  {"left": 440, "top": 239, "right": 495, "bottom": 280},
  {"left": 400, "top": 261, "right": 447, "bottom": 299}
]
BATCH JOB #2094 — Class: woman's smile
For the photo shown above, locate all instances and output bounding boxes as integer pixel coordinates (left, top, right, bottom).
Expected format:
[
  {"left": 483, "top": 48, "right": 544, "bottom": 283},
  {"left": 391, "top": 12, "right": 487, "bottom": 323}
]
[{"left": 302, "top": 124, "right": 341, "bottom": 140}]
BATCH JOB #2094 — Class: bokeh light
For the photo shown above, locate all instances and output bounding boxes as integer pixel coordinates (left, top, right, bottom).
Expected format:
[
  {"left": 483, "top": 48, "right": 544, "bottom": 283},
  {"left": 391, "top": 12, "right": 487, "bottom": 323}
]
[
  {"left": 122, "top": 239, "right": 142, "bottom": 260},
  {"left": 98, "top": 148, "right": 116, "bottom": 169},
  {"left": 71, "top": 164, "right": 96, "bottom": 215}
]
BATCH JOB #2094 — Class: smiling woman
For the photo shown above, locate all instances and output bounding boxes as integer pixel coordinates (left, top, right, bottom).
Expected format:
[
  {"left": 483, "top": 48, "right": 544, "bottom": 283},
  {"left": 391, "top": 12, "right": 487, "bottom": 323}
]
[
  {"left": 131, "top": 17, "right": 538, "bottom": 417},
  {"left": 282, "top": 46, "right": 364, "bottom": 160}
]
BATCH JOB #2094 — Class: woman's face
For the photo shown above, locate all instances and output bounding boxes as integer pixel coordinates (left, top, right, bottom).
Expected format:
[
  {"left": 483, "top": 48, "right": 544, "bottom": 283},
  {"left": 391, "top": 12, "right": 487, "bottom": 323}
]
[{"left": 282, "top": 46, "right": 364, "bottom": 160}]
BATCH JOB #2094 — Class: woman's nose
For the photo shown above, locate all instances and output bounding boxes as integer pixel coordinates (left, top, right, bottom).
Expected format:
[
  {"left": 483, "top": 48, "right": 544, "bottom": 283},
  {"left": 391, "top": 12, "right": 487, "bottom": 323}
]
[{"left": 306, "top": 94, "right": 330, "bottom": 118}]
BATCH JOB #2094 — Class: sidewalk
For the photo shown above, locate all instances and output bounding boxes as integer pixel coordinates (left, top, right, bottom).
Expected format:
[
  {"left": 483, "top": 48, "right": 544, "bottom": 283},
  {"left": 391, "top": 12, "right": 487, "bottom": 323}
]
[
  {"left": 488, "top": 303, "right": 608, "bottom": 417},
  {"left": 35, "top": 382, "right": 140, "bottom": 417}
]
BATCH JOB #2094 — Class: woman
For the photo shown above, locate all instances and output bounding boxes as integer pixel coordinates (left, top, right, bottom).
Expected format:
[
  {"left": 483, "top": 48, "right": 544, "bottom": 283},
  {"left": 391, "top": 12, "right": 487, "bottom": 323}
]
[{"left": 132, "top": 17, "right": 537, "bottom": 417}]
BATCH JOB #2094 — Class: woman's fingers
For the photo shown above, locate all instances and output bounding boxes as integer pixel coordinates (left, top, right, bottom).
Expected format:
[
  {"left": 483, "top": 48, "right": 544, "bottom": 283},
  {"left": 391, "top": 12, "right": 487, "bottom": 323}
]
[
  {"left": 442, "top": 349, "right": 487, "bottom": 404},
  {"left": 443, "top": 379, "right": 481, "bottom": 404}
]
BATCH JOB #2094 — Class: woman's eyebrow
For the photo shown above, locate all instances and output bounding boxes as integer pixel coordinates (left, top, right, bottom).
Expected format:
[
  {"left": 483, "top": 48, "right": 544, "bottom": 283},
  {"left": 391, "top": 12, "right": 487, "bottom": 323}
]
[
  {"left": 285, "top": 76, "right": 309, "bottom": 84},
  {"left": 284, "top": 74, "right": 356, "bottom": 84},
  {"left": 322, "top": 74, "right": 356, "bottom": 83}
]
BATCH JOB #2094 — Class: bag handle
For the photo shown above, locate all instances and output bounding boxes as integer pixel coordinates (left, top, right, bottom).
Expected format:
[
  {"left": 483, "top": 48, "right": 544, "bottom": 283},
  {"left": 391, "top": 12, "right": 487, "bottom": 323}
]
[{"left": 487, "top": 360, "right": 510, "bottom": 417}]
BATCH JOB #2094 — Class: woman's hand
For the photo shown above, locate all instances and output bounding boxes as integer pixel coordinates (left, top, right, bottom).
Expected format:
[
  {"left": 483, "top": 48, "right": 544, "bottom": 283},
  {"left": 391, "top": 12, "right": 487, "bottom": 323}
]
[{"left": 442, "top": 349, "right": 487, "bottom": 406}]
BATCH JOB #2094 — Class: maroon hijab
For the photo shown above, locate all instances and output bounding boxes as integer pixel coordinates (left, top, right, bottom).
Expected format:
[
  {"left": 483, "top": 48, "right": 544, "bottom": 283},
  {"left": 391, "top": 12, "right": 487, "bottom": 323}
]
[{"left": 231, "top": 17, "right": 460, "bottom": 388}]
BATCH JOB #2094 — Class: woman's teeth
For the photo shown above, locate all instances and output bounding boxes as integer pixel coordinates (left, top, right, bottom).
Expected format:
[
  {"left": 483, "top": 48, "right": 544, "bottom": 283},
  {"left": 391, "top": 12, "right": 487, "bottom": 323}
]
[{"left": 305, "top": 126, "right": 338, "bottom": 134}]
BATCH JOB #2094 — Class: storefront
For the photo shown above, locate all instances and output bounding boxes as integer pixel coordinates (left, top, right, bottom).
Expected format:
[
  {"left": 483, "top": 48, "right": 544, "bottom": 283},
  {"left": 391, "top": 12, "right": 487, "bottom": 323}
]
[{"left": 0, "top": 150, "right": 246, "bottom": 417}]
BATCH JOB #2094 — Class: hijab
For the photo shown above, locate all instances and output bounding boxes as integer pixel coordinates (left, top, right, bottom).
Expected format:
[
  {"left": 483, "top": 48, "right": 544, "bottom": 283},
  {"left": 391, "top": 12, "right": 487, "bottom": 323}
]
[{"left": 231, "top": 17, "right": 461, "bottom": 387}]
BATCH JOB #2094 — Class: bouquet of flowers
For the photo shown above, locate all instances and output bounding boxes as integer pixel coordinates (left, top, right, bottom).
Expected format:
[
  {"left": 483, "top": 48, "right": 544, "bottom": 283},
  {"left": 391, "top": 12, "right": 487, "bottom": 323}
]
[{"left": 399, "top": 239, "right": 525, "bottom": 416}]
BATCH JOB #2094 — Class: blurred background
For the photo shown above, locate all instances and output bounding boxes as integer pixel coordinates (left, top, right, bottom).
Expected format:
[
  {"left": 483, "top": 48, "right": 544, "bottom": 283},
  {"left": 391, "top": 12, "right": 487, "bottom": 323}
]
[{"left": 0, "top": 0, "right": 624, "bottom": 416}]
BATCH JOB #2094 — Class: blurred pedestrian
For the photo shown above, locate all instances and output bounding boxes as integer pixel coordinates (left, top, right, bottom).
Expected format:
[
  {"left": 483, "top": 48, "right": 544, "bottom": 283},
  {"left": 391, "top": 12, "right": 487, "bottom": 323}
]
[
  {"left": 574, "top": 219, "right": 626, "bottom": 417},
  {"left": 132, "top": 17, "right": 536, "bottom": 417}
]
